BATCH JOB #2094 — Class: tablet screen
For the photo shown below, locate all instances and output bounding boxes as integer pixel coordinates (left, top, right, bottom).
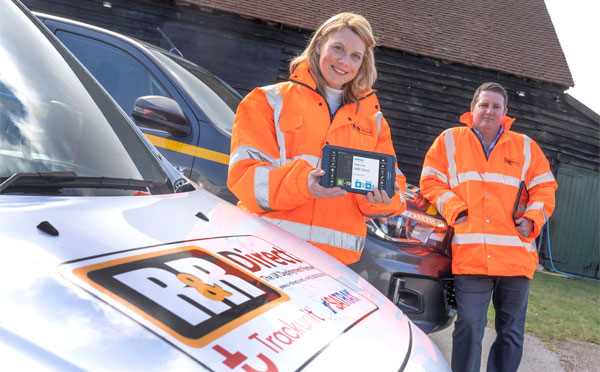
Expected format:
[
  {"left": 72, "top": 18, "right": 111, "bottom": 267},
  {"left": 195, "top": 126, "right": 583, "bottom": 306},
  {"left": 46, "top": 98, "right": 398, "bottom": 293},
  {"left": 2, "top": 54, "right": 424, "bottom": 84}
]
[{"left": 333, "top": 149, "right": 386, "bottom": 192}]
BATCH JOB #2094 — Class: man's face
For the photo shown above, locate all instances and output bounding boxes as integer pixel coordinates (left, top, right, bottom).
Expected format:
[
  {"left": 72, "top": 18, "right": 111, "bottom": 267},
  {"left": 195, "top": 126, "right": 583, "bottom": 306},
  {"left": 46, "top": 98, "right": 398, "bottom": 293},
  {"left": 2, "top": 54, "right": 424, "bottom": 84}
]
[{"left": 471, "top": 91, "right": 507, "bottom": 134}]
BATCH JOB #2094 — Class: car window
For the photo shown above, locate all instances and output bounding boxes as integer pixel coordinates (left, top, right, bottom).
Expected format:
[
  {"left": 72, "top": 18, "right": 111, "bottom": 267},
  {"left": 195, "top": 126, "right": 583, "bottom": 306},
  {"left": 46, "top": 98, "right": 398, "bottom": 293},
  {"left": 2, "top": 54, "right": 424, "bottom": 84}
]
[
  {"left": 55, "top": 31, "right": 171, "bottom": 116},
  {"left": 148, "top": 49, "right": 241, "bottom": 134},
  {"left": 0, "top": 6, "right": 172, "bottom": 195}
]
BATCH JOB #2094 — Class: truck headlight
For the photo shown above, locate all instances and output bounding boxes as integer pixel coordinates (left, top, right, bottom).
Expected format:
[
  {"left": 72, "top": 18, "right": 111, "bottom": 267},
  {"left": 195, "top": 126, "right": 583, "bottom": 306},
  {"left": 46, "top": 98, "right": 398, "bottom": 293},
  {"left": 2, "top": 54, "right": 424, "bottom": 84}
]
[{"left": 367, "top": 209, "right": 449, "bottom": 253}]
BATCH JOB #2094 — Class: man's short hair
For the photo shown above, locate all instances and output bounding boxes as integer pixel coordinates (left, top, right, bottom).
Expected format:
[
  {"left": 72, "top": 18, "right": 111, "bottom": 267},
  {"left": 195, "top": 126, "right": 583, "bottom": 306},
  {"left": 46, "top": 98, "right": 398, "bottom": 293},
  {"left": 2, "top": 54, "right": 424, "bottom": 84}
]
[{"left": 471, "top": 82, "right": 508, "bottom": 108}]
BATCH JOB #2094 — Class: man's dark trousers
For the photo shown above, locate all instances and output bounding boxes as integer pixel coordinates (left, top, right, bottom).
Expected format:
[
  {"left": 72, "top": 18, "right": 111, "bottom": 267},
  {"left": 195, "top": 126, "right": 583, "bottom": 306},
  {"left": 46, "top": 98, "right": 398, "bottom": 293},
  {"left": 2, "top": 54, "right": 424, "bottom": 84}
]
[{"left": 451, "top": 274, "right": 530, "bottom": 372}]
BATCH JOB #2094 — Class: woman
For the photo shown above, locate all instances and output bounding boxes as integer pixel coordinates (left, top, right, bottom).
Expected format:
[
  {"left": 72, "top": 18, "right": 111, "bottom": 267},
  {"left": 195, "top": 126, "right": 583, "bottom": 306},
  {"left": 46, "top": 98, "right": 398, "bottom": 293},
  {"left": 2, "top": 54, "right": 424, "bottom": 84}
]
[{"left": 228, "top": 12, "right": 406, "bottom": 265}]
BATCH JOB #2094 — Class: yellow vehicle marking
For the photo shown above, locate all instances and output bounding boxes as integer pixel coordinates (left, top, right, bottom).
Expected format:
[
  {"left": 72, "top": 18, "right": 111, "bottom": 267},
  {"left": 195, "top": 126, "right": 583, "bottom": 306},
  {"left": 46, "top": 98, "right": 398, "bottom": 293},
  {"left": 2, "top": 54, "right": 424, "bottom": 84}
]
[{"left": 144, "top": 133, "right": 230, "bottom": 165}]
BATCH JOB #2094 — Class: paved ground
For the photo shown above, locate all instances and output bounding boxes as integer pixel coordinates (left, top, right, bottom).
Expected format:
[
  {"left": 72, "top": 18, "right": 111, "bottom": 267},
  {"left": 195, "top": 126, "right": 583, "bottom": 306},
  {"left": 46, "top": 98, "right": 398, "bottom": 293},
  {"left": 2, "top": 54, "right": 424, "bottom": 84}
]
[{"left": 429, "top": 323, "right": 566, "bottom": 372}]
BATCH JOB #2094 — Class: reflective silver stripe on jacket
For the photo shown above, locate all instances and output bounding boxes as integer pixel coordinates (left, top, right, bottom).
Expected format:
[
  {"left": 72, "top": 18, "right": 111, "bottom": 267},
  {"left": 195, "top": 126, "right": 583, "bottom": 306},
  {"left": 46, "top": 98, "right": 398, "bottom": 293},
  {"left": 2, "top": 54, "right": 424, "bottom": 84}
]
[
  {"left": 262, "top": 85, "right": 286, "bottom": 163},
  {"left": 525, "top": 201, "right": 544, "bottom": 212},
  {"left": 421, "top": 166, "right": 448, "bottom": 184},
  {"left": 374, "top": 111, "right": 383, "bottom": 137},
  {"left": 229, "top": 145, "right": 278, "bottom": 168},
  {"left": 521, "top": 135, "right": 532, "bottom": 182},
  {"left": 290, "top": 154, "right": 321, "bottom": 167},
  {"left": 444, "top": 130, "right": 535, "bottom": 188},
  {"left": 394, "top": 167, "right": 406, "bottom": 204},
  {"left": 252, "top": 154, "right": 320, "bottom": 211},
  {"left": 456, "top": 171, "right": 520, "bottom": 188},
  {"left": 230, "top": 145, "right": 319, "bottom": 212},
  {"left": 453, "top": 233, "right": 536, "bottom": 251},
  {"left": 528, "top": 172, "right": 556, "bottom": 189},
  {"left": 254, "top": 166, "right": 275, "bottom": 212},
  {"left": 230, "top": 146, "right": 320, "bottom": 169},
  {"left": 261, "top": 217, "right": 365, "bottom": 252},
  {"left": 437, "top": 191, "right": 457, "bottom": 214},
  {"left": 444, "top": 129, "right": 458, "bottom": 188}
]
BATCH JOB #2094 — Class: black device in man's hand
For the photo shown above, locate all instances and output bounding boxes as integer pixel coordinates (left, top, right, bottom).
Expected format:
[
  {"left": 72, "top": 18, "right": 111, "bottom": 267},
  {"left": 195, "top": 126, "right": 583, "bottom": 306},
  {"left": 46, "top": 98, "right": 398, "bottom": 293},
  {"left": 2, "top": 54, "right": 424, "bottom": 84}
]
[
  {"left": 320, "top": 144, "right": 396, "bottom": 197},
  {"left": 512, "top": 181, "right": 529, "bottom": 221}
]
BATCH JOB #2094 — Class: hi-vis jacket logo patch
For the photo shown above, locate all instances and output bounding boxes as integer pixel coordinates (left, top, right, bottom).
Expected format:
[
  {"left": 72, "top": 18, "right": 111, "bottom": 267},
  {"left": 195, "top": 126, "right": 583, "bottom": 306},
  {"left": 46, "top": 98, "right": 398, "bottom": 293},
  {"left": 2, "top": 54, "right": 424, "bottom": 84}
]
[
  {"left": 351, "top": 123, "right": 373, "bottom": 136},
  {"left": 62, "top": 243, "right": 290, "bottom": 348}
]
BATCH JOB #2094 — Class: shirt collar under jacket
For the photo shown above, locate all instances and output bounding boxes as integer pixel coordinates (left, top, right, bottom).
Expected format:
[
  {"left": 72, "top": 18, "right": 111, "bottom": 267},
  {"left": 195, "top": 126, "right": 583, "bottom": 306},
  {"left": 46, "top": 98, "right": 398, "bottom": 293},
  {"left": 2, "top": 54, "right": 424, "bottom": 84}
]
[
  {"left": 289, "top": 60, "right": 374, "bottom": 100},
  {"left": 472, "top": 125, "right": 504, "bottom": 157},
  {"left": 460, "top": 111, "right": 514, "bottom": 158}
]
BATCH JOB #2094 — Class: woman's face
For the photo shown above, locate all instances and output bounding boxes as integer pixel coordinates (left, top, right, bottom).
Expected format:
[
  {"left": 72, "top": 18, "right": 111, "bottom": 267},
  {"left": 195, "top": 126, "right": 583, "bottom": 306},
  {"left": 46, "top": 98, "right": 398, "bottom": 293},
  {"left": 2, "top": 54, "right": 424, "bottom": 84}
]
[{"left": 317, "top": 27, "right": 366, "bottom": 89}]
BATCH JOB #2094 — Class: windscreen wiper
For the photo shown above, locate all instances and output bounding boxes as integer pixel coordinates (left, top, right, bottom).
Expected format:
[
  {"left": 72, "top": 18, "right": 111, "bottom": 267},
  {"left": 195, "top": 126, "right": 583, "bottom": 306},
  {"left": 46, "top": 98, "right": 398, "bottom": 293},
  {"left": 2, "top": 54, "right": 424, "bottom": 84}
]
[{"left": 0, "top": 171, "right": 153, "bottom": 194}]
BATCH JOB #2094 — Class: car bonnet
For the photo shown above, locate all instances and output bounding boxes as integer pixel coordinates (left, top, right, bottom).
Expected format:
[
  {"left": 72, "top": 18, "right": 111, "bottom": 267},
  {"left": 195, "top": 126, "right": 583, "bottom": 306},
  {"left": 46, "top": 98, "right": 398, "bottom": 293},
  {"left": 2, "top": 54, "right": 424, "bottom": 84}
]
[{"left": 0, "top": 189, "right": 447, "bottom": 371}]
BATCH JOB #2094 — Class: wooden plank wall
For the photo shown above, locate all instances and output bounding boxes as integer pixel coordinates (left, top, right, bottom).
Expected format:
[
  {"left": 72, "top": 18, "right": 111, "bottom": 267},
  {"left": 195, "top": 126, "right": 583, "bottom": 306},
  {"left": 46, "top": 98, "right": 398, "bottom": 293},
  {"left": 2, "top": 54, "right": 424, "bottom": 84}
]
[{"left": 23, "top": 0, "right": 600, "bottom": 186}]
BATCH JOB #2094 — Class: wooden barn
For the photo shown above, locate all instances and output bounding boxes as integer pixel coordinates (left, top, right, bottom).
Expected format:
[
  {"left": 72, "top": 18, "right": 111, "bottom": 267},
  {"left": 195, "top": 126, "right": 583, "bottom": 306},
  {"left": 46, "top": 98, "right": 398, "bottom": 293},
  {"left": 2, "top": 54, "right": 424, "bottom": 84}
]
[{"left": 23, "top": 0, "right": 600, "bottom": 278}]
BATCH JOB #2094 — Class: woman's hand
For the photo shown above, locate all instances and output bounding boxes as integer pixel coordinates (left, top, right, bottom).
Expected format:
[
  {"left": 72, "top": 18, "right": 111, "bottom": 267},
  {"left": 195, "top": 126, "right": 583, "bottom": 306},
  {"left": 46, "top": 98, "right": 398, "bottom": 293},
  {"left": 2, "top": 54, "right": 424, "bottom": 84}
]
[
  {"left": 308, "top": 168, "right": 348, "bottom": 198},
  {"left": 363, "top": 187, "right": 393, "bottom": 205},
  {"left": 363, "top": 181, "right": 400, "bottom": 205}
]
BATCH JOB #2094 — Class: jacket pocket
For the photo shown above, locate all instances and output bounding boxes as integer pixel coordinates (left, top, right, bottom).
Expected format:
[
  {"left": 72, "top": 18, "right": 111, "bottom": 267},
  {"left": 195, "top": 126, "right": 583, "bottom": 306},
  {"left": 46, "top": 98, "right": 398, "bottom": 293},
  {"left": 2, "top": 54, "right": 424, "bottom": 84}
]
[
  {"left": 279, "top": 114, "right": 303, "bottom": 131},
  {"left": 278, "top": 115, "right": 305, "bottom": 158}
]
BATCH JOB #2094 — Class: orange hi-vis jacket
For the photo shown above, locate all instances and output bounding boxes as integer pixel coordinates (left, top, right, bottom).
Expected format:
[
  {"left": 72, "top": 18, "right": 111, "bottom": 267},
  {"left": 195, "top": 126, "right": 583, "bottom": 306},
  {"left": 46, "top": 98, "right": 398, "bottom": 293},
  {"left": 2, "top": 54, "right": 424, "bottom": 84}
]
[
  {"left": 228, "top": 61, "right": 406, "bottom": 264},
  {"left": 420, "top": 112, "right": 557, "bottom": 278}
]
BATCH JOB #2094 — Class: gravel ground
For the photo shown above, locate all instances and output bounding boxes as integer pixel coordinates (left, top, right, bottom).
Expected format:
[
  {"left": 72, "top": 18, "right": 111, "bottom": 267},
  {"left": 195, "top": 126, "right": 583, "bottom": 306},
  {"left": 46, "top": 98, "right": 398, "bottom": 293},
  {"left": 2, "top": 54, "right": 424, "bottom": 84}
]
[
  {"left": 550, "top": 339, "right": 600, "bottom": 372},
  {"left": 429, "top": 323, "right": 600, "bottom": 371}
]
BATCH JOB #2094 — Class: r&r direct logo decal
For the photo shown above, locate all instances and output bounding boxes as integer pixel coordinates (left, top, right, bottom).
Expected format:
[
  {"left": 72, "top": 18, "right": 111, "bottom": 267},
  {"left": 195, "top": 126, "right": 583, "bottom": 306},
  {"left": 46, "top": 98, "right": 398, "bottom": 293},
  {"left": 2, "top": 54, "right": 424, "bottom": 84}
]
[{"left": 70, "top": 246, "right": 290, "bottom": 347}]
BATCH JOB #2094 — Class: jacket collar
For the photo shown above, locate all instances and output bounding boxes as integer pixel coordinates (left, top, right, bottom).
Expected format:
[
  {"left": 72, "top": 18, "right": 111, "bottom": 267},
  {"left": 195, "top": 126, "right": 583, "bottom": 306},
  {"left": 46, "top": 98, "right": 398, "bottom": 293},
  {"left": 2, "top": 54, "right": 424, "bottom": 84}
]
[
  {"left": 289, "top": 60, "right": 317, "bottom": 90},
  {"left": 289, "top": 60, "right": 374, "bottom": 99},
  {"left": 459, "top": 111, "right": 515, "bottom": 131}
]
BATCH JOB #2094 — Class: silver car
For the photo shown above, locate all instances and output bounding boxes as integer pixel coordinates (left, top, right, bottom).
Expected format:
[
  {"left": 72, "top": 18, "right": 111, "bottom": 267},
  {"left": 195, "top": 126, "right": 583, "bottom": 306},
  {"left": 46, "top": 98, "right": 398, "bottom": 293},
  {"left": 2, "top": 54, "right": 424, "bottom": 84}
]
[{"left": 0, "top": 1, "right": 450, "bottom": 370}]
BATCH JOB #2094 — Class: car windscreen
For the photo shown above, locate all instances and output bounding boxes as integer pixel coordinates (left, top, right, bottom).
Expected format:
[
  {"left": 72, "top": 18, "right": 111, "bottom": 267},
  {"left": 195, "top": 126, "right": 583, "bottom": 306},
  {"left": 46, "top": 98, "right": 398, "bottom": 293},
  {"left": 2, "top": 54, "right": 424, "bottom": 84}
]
[
  {"left": 148, "top": 49, "right": 241, "bottom": 134},
  {"left": 0, "top": 3, "right": 173, "bottom": 195}
]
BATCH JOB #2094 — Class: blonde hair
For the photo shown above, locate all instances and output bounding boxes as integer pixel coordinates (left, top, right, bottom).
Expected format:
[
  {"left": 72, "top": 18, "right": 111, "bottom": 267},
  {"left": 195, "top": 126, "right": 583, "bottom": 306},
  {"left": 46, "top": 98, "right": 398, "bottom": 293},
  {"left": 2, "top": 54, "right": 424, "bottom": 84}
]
[{"left": 290, "top": 12, "right": 377, "bottom": 106}]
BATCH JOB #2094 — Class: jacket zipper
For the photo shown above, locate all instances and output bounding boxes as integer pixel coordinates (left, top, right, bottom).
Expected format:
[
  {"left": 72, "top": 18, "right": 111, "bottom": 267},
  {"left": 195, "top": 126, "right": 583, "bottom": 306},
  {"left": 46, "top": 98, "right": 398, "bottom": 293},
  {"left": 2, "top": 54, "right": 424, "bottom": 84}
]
[{"left": 471, "top": 128, "right": 504, "bottom": 161}]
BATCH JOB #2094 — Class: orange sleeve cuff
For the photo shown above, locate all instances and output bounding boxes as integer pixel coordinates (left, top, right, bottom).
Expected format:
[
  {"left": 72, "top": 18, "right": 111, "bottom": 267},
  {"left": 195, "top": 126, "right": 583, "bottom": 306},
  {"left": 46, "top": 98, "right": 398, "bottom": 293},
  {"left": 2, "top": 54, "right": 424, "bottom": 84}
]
[{"left": 297, "top": 166, "right": 315, "bottom": 201}]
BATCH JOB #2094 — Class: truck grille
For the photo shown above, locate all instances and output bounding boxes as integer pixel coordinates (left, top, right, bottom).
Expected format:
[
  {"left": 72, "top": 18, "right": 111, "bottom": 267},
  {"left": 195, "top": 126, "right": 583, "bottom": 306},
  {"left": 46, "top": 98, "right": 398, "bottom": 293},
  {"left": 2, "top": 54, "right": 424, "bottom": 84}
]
[{"left": 442, "top": 277, "right": 456, "bottom": 310}]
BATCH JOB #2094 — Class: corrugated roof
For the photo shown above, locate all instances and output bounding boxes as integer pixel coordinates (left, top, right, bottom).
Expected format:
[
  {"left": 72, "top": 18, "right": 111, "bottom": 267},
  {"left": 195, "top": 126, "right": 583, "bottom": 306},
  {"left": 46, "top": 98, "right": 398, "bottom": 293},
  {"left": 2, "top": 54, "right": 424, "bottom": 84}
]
[{"left": 180, "top": 0, "right": 573, "bottom": 87}]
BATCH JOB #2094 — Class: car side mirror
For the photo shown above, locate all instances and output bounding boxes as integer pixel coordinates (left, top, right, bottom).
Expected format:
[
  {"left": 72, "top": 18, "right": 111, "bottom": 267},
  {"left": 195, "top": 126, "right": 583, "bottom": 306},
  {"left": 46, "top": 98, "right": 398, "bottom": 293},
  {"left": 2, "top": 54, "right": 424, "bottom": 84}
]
[{"left": 132, "top": 96, "right": 191, "bottom": 136}]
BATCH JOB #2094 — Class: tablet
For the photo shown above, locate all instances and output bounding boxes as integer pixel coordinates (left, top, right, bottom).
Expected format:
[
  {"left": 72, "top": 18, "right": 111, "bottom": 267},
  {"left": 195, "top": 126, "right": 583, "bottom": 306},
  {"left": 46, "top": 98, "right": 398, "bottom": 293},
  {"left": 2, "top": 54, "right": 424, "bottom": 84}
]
[
  {"left": 320, "top": 144, "right": 396, "bottom": 197},
  {"left": 512, "top": 180, "right": 529, "bottom": 221}
]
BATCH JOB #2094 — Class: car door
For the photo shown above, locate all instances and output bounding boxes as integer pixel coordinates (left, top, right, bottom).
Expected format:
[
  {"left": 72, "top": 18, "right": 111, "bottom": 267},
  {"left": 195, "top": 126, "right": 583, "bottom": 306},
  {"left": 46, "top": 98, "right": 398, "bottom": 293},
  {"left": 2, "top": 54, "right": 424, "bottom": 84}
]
[
  {"left": 40, "top": 19, "right": 198, "bottom": 179},
  {"left": 143, "top": 49, "right": 239, "bottom": 202}
]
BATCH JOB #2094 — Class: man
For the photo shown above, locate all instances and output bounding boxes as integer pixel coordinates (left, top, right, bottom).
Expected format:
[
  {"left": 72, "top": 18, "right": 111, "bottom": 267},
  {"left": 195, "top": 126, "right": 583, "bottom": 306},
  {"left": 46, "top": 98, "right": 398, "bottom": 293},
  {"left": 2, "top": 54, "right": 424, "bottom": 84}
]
[{"left": 420, "top": 82, "right": 557, "bottom": 372}]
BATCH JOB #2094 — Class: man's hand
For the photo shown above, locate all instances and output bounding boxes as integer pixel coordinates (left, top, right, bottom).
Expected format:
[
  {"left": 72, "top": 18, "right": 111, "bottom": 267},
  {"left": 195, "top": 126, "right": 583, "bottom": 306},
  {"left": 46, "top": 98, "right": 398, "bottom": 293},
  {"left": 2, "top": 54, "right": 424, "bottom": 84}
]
[
  {"left": 308, "top": 168, "right": 347, "bottom": 198},
  {"left": 515, "top": 217, "right": 533, "bottom": 238},
  {"left": 455, "top": 210, "right": 468, "bottom": 225},
  {"left": 455, "top": 216, "right": 467, "bottom": 225}
]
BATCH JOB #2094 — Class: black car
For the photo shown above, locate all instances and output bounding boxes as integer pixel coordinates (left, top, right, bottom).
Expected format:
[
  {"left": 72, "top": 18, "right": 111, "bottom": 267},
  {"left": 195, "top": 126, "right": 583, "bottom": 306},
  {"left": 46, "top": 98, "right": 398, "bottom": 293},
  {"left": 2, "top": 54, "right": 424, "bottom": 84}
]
[
  {"left": 353, "top": 186, "right": 455, "bottom": 332},
  {"left": 36, "top": 13, "right": 455, "bottom": 333},
  {"left": 36, "top": 11, "right": 241, "bottom": 203}
]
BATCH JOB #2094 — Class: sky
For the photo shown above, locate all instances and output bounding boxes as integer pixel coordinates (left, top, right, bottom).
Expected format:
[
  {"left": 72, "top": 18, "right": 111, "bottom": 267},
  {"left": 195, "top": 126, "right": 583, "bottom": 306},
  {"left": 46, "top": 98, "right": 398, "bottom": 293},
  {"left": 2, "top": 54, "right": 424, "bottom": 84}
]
[{"left": 544, "top": 0, "right": 600, "bottom": 115}]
